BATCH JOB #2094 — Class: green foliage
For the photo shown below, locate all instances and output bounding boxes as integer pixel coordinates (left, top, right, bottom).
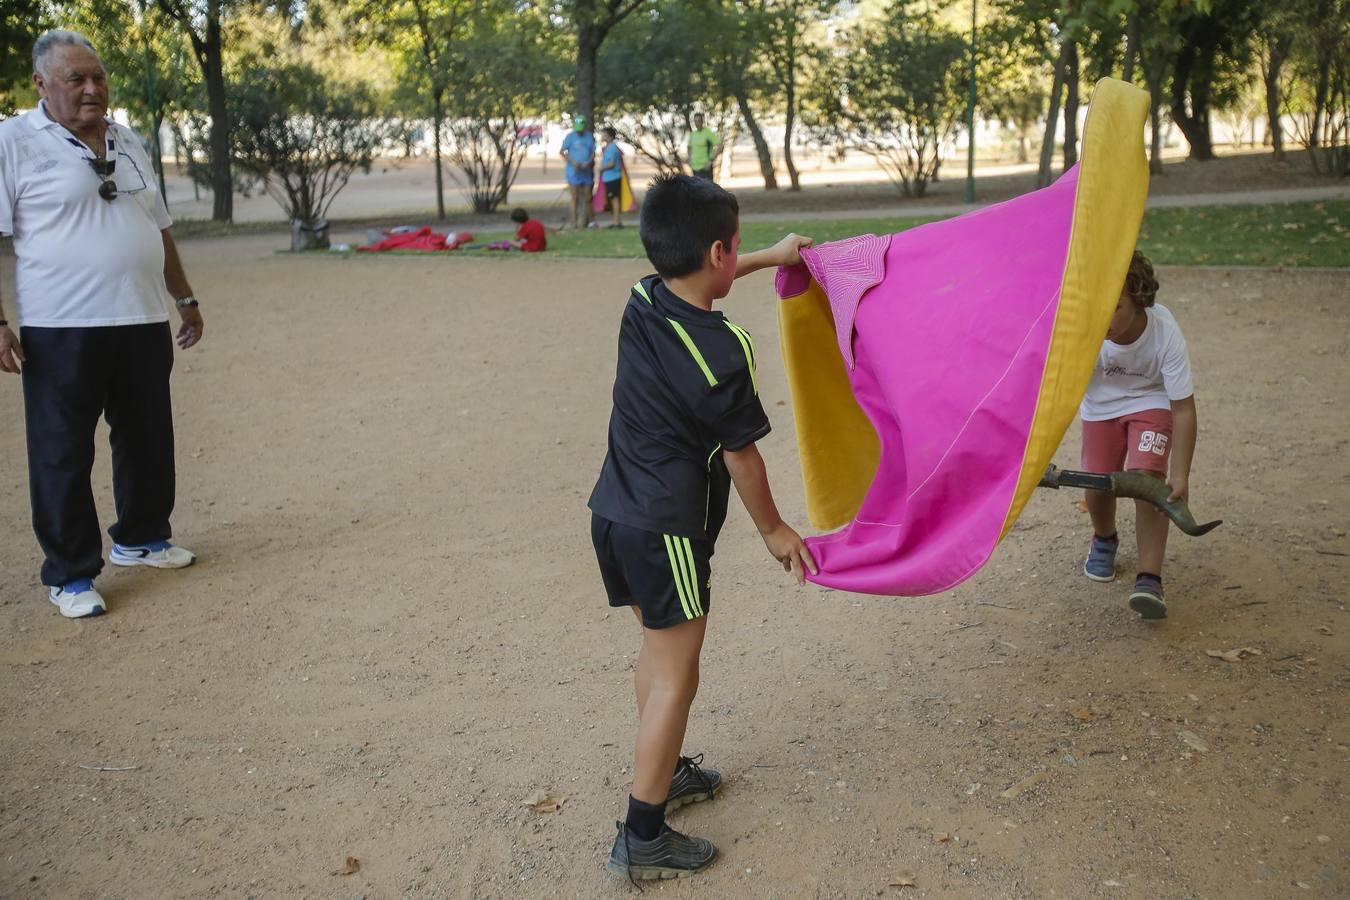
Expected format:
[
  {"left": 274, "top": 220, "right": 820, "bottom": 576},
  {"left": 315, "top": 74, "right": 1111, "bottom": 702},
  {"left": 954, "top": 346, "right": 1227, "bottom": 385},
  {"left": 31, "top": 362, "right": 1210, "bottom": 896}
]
[
  {"left": 599, "top": 2, "right": 731, "bottom": 174},
  {"left": 443, "top": 2, "right": 565, "bottom": 212},
  {"left": 227, "top": 61, "right": 394, "bottom": 226},
  {"left": 811, "top": 2, "right": 968, "bottom": 197},
  {"left": 1, "top": 0, "right": 52, "bottom": 115}
]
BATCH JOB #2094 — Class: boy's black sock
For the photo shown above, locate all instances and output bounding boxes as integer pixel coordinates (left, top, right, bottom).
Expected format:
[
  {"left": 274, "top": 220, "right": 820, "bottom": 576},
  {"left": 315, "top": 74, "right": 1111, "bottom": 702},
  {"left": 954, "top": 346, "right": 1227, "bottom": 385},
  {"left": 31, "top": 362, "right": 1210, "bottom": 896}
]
[
  {"left": 625, "top": 795, "right": 665, "bottom": 841},
  {"left": 1137, "top": 571, "right": 1162, "bottom": 583},
  {"left": 1094, "top": 532, "right": 1119, "bottom": 543}
]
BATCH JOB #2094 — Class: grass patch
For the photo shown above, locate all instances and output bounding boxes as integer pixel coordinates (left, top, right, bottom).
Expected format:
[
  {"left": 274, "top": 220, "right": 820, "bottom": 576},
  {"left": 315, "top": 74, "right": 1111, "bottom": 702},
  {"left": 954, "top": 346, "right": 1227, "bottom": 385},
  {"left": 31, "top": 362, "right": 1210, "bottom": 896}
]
[
  {"left": 1136, "top": 200, "right": 1349, "bottom": 268},
  {"left": 448, "top": 200, "right": 1348, "bottom": 268}
]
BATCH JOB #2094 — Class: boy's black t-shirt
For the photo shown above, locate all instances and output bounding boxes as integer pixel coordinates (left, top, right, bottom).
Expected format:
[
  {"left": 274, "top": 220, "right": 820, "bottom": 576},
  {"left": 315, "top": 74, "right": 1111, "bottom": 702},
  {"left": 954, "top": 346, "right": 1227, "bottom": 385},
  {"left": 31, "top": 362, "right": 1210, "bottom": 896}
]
[{"left": 588, "top": 275, "right": 771, "bottom": 543}]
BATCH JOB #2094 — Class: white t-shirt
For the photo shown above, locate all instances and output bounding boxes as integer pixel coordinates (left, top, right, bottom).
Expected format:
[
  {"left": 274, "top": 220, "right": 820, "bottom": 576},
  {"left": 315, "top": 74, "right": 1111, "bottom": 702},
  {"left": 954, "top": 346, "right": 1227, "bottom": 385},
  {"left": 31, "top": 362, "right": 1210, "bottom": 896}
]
[
  {"left": 1080, "top": 303, "right": 1194, "bottom": 422},
  {"left": 0, "top": 102, "right": 174, "bottom": 327}
]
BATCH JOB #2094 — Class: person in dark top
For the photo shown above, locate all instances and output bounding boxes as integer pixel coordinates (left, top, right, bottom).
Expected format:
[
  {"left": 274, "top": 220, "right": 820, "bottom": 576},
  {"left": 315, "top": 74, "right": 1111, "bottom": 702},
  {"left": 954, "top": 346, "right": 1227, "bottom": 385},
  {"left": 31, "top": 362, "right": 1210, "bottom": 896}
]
[{"left": 589, "top": 174, "right": 816, "bottom": 881}]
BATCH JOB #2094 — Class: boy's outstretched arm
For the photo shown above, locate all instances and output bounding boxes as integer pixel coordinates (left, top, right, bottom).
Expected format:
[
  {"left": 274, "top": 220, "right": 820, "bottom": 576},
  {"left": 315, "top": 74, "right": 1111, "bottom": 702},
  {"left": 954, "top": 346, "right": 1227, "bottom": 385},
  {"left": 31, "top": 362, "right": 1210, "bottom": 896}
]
[
  {"left": 723, "top": 442, "right": 819, "bottom": 584},
  {"left": 735, "top": 233, "right": 814, "bottom": 280},
  {"left": 1168, "top": 395, "right": 1197, "bottom": 502}
]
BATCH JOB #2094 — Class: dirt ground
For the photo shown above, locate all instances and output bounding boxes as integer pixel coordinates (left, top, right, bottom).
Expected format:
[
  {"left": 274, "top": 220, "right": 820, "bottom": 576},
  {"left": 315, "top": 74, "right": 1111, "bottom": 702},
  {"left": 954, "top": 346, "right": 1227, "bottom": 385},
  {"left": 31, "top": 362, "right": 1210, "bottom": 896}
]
[{"left": 0, "top": 239, "right": 1347, "bottom": 899}]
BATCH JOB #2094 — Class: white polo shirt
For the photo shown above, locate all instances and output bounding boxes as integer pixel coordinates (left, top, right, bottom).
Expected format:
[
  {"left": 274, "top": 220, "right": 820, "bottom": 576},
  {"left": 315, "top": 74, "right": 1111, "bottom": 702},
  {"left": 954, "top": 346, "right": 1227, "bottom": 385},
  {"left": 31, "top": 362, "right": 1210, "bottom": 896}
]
[{"left": 0, "top": 102, "right": 174, "bottom": 327}]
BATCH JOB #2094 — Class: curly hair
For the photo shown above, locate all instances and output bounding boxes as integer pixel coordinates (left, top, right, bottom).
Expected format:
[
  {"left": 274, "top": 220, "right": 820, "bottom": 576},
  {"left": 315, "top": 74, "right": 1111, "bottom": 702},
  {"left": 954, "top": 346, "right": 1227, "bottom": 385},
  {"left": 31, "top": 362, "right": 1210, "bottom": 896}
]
[{"left": 1123, "top": 250, "right": 1159, "bottom": 308}]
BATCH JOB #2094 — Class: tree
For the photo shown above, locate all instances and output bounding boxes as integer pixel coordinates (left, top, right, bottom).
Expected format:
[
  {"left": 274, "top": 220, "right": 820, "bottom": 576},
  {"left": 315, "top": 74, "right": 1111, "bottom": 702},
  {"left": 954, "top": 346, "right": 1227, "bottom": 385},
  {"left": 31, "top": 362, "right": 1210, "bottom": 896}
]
[
  {"left": 72, "top": 0, "right": 197, "bottom": 198},
  {"left": 977, "top": 16, "right": 1048, "bottom": 164},
  {"left": 157, "top": 0, "right": 239, "bottom": 221},
  {"left": 1167, "top": 0, "right": 1259, "bottom": 160},
  {"left": 599, "top": 2, "right": 731, "bottom": 175},
  {"left": 812, "top": 2, "right": 967, "bottom": 198},
  {"left": 757, "top": 0, "right": 836, "bottom": 190},
  {"left": 1256, "top": 0, "right": 1300, "bottom": 160},
  {"left": 1287, "top": 0, "right": 1349, "bottom": 173},
  {"left": 343, "top": 0, "right": 475, "bottom": 220},
  {"left": 715, "top": 0, "right": 780, "bottom": 188},
  {"left": 228, "top": 62, "right": 392, "bottom": 246},
  {"left": 1, "top": 0, "right": 49, "bottom": 117},
  {"left": 558, "top": 0, "right": 647, "bottom": 131},
  {"left": 443, "top": 5, "right": 562, "bottom": 212}
]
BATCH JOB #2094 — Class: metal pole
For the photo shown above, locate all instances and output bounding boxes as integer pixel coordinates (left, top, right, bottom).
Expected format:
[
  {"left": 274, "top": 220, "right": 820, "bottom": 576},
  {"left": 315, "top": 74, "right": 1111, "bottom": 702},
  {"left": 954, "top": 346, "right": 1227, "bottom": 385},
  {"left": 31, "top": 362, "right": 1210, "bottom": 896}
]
[{"left": 965, "top": 0, "right": 977, "bottom": 204}]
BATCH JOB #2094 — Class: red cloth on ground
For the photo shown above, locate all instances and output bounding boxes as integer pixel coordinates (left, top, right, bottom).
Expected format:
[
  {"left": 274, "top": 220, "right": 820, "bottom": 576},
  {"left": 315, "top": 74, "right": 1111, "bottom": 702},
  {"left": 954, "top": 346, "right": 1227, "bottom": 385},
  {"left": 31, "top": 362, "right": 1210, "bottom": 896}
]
[
  {"left": 516, "top": 219, "right": 547, "bottom": 252},
  {"left": 357, "top": 227, "right": 474, "bottom": 252}
]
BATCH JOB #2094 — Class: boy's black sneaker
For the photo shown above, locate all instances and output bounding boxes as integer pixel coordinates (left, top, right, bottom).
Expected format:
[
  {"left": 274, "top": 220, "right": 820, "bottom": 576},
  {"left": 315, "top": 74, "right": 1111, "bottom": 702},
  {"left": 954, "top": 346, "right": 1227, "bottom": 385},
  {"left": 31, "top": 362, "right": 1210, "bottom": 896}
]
[
  {"left": 666, "top": 754, "right": 722, "bottom": 812},
  {"left": 606, "top": 821, "right": 718, "bottom": 881}
]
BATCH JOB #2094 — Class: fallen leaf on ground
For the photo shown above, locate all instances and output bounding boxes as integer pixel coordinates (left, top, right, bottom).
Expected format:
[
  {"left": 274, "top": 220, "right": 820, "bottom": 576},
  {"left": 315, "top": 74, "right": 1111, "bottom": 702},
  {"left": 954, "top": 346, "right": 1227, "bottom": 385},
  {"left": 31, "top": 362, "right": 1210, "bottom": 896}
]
[
  {"left": 1071, "top": 706, "right": 1101, "bottom": 722},
  {"left": 1000, "top": 770, "right": 1050, "bottom": 800},
  {"left": 888, "top": 873, "right": 918, "bottom": 888},
  {"left": 522, "top": 791, "right": 565, "bottom": 813},
  {"left": 331, "top": 856, "right": 360, "bottom": 876},
  {"left": 1178, "top": 730, "right": 1210, "bottom": 753},
  {"left": 933, "top": 831, "right": 953, "bottom": 843},
  {"left": 1205, "top": 647, "right": 1262, "bottom": 662},
  {"left": 1315, "top": 625, "right": 1333, "bottom": 636}
]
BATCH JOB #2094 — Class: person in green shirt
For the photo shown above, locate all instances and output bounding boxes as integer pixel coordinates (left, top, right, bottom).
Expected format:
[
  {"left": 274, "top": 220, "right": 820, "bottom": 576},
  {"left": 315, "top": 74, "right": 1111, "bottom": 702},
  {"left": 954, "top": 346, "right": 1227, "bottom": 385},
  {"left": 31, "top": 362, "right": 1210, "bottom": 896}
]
[{"left": 687, "top": 113, "right": 721, "bottom": 181}]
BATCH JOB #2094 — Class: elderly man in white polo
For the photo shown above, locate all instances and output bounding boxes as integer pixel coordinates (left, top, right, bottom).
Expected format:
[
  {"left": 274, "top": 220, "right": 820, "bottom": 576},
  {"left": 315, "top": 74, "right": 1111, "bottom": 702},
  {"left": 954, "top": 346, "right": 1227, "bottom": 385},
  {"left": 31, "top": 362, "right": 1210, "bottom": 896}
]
[{"left": 0, "top": 30, "right": 204, "bottom": 619}]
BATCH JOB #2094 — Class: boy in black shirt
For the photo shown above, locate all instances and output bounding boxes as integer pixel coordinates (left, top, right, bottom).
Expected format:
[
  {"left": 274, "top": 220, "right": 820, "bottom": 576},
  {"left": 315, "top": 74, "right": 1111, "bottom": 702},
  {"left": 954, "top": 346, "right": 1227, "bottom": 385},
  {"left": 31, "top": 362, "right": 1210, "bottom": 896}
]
[{"left": 589, "top": 174, "right": 817, "bottom": 880}]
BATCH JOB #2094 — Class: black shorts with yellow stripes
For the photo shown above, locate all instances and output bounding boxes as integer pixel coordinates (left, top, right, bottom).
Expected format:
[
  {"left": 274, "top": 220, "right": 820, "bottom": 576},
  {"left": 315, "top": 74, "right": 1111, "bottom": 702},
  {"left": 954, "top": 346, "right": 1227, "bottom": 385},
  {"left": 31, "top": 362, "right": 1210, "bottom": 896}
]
[{"left": 591, "top": 514, "right": 712, "bottom": 629}]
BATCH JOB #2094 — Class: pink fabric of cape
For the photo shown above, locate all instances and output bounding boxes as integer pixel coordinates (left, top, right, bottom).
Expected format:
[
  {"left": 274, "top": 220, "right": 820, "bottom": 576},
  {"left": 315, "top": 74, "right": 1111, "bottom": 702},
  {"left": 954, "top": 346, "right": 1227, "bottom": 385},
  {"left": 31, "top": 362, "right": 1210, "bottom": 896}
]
[{"left": 789, "top": 167, "right": 1079, "bottom": 596}]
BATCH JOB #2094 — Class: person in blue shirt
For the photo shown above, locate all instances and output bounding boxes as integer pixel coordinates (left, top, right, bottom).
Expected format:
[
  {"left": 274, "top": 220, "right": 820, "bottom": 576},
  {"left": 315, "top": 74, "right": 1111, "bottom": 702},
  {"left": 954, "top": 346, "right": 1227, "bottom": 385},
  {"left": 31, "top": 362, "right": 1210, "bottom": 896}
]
[
  {"left": 599, "top": 127, "right": 626, "bottom": 229},
  {"left": 560, "top": 114, "right": 596, "bottom": 230}
]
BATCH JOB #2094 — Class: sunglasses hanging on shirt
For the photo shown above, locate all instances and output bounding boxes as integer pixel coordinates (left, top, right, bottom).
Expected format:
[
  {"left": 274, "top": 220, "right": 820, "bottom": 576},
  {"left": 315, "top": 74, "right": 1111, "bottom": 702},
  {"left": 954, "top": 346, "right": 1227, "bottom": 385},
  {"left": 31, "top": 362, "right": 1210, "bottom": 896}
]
[
  {"left": 57, "top": 126, "right": 149, "bottom": 202},
  {"left": 90, "top": 157, "right": 119, "bottom": 200}
]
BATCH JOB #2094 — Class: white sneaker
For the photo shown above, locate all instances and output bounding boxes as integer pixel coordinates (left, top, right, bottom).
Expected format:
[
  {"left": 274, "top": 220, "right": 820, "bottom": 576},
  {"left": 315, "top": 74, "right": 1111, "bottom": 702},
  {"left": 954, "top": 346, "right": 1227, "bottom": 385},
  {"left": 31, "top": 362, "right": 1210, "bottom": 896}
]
[
  {"left": 110, "top": 541, "right": 197, "bottom": 569},
  {"left": 49, "top": 580, "right": 107, "bottom": 618}
]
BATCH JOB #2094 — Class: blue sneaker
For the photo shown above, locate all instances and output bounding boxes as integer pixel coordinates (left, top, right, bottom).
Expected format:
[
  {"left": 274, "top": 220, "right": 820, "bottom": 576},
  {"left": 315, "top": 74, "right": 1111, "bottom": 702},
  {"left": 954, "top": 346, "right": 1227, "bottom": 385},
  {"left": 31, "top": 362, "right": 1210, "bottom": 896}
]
[
  {"left": 1083, "top": 534, "right": 1119, "bottom": 582},
  {"left": 1129, "top": 574, "right": 1167, "bottom": 619}
]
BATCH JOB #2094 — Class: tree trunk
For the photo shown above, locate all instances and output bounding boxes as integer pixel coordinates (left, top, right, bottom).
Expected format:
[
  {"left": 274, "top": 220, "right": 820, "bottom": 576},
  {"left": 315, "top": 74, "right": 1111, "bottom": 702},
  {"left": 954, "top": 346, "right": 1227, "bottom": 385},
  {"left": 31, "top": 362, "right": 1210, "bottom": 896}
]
[
  {"left": 1062, "top": 41, "right": 1080, "bottom": 170},
  {"left": 735, "top": 91, "right": 777, "bottom": 189},
  {"left": 1263, "top": 34, "right": 1292, "bottom": 160},
  {"left": 1123, "top": 13, "right": 1139, "bottom": 83},
  {"left": 202, "top": 15, "right": 232, "bottom": 223},
  {"left": 432, "top": 89, "right": 446, "bottom": 220},
  {"left": 1037, "top": 39, "right": 1068, "bottom": 188},
  {"left": 1169, "top": 17, "right": 1218, "bottom": 161},
  {"left": 575, "top": 24, "right": 601, "bottom": 133},
  {"left": 782, "top": 27, "right": 800, "bottom": 191}
]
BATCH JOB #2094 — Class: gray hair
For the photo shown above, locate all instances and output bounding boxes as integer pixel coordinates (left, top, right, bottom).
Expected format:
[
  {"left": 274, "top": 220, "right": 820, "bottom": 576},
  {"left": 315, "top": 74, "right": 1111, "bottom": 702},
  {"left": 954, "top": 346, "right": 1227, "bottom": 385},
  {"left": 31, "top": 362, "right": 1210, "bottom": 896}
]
[{"left": 32, "top": 30, "right": 99, "bottom": 78}]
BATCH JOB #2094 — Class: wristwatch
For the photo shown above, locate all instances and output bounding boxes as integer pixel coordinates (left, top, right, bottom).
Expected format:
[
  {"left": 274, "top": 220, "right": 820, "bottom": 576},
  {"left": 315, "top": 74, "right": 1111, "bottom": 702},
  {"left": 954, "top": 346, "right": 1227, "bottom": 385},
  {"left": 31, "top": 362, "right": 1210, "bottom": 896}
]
[{"left": 175, "top": 296, "right": 199, "bottom": 309}]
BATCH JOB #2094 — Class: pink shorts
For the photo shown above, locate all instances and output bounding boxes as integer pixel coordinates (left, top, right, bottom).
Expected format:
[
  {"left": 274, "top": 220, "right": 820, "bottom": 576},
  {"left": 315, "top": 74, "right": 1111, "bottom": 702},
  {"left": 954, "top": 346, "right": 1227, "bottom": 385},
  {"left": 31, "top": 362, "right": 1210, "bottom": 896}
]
[{"left": 1081, "top": 408, "right": 1173, "bottom": 475}]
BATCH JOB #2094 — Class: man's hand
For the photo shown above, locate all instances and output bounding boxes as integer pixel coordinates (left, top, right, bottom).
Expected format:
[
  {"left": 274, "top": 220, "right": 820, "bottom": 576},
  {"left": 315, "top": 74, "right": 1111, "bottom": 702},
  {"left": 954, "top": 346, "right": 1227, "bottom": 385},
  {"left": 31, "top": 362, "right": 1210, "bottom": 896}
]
[
  {"left": 768, "top": 233, "right": 814, "bottom": 268},
  {"left": 1166, "top": 476, "right": 1189, "bottom": 504},
  {"left": 0, "top": 325, "right": 25, "bottom": 374},
  {"left": 176, "top": 306, "right": 204, "bottom": 350},
  {"left": 760, "top": 521, "right": 819, "bottom": 586}
]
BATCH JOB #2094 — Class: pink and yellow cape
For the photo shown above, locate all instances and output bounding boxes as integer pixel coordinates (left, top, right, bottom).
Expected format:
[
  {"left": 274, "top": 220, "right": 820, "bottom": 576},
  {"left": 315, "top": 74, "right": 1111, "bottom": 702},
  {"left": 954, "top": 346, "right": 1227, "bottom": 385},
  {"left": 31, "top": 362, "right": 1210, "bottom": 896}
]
[
  {"left": 593, "top": 153, "right": 636, "bottom": 213},
  {"left": 775, "top": 79, "right": 1150, "bottom": 597}
]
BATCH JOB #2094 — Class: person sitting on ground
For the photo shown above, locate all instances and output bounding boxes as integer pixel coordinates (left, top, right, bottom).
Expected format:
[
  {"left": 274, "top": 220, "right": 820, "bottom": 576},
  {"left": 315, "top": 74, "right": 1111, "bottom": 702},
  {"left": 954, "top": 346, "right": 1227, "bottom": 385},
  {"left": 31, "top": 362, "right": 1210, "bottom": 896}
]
[
  {"left": 588, "top": 173, "right": 816, "bottom": 881},
  {"left": 599, "top": 127, "right": 626, "bottom": 229},
  {"left": 1079, "top": 250, "right": 1198, "bottom": 620},
  {"left": 467, "top": 208, "right": 548, "bottom": 252}
]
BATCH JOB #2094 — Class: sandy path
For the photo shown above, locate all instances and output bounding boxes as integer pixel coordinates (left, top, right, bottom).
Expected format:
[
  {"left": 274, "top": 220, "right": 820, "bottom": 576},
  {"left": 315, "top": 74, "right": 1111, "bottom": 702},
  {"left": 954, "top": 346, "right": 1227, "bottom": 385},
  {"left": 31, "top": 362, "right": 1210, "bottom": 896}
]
[{"left": 1, "top": 240, "right": 1347, "bottom": 898}]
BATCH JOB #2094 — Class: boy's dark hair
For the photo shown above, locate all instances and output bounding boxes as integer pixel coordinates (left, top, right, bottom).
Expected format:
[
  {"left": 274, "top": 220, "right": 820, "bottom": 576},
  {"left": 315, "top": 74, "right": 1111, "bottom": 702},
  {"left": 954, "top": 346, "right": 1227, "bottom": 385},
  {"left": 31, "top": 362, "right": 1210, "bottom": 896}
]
[
  {"left": 1123, "top": 250, "right": 1159, "bottom": 308},
  {"left": 602, "top": 126, "right": 617, "bottom": 139},
  {"left": 510, "top": 207, "right": 529, "bottom": 223},
  {"left": 639, "top": 174, "right": 739, "bottom": 279}
]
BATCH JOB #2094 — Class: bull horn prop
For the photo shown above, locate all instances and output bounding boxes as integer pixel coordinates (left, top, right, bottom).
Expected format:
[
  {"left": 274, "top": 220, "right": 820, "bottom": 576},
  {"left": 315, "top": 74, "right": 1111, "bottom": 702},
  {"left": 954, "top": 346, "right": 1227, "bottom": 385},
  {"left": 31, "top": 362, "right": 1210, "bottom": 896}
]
[{"left": 1038, "top": 465, "right": 1223, "bottom": 537}]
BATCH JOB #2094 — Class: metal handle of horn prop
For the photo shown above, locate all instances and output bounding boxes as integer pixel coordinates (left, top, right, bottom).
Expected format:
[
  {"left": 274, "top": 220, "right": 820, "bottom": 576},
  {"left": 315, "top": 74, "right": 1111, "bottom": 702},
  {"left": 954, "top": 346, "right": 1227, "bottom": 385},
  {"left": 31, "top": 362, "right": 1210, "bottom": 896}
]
[{"left": 1037, "top": 465, "right": 1223, "bottom": 537}]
